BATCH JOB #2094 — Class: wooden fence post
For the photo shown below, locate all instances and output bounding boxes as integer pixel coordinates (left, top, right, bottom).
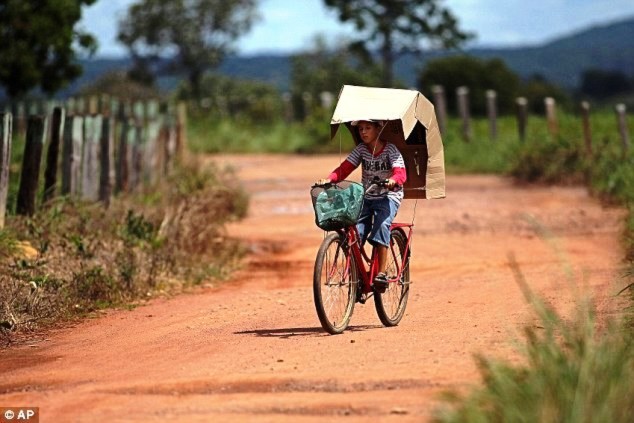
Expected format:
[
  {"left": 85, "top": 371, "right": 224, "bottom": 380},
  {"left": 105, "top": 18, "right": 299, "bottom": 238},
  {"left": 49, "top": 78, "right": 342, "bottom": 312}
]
[
  {"left": 99, "top": 94, "right": 111, "bottom": 117},
  {"left": 486, "top": 89, "right": 498, "bottom": 140},
  {"left": 99, "top": 117, "right": 115, "bottom": 205},
  {"left": 43, "top": 107, "right": 65, "bottom": 203},
  {"left": 61, "top": 115, "right": 84, "bottom": 196},
  {"left": 65, "top": 98, "right": 76, "bottom": 115},
  {"left": 17, "top": 116, "right": 47, "bottom": 215},
  {"left": 14, "top": 102, "right": 26, "bottom": 138},
  {"left": 175, "top": 102, "right": 187, "bottom": 164},
  {"left": 580, "top": 101, "right": 593, "bottom": 157},
  {"left": 0, "top": 113, "right": 13, "bottom": 228},
  {"left": 515, "top": 97, "right": 528, "bottom": 142},
  {"left": 88, "top": 96, "right": 98, "bottom": 115},
  {"left": 320, "top": 91, "right": 334, "bottom": 109},
  {"left": 145, "top": 101, "right": 162, "bottom": 186},
  {"left": 162, "top": 111, "right": 178, "bottom": 176},
  {"left": 545, "top": 97, "right": 559, "bottom": 137},
  {"left": 456, "top": 86, "right": 471, "bottom": 142},
  {"left": 302, "top": 92, "right": 313, "bottom": 119},
  {"left": 130, "top": 124, "right": 144, "bottom": 191},
  {"left": 116, "top": 118, "right": 134, "bottom": 193},
  {"left": 282, "top": 92, "right": 293, "bottom": 122},
  {"left": 81, "top": 114, "right": 102, "bottom": 201},
  {"left": 431, "top": 85, "right": 447, "bottom": 135},
  {"left": 615, "top": 103, "right": 630, "bottom": 154},
  {"left": 75, "top": 97, "right": 86, "bottom": 115}
]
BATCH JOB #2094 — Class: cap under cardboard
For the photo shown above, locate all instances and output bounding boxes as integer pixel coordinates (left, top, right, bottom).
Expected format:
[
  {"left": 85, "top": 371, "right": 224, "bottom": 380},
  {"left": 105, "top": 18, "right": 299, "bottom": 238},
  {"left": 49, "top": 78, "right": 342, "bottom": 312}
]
[{"left": 350, "top": 119, "right": 386, "bottom": 126}]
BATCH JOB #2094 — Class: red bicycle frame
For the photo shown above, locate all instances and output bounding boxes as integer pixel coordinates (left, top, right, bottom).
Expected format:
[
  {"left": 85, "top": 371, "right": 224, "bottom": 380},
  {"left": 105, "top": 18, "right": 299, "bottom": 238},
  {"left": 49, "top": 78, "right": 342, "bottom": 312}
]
[{"left": 340, "top": 222, "right": 413, "bottom": 295}]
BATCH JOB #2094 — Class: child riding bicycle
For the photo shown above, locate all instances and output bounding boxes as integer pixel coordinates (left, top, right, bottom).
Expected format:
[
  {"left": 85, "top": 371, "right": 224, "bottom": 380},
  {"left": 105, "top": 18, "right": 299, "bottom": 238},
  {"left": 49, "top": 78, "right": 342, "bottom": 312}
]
[{"left": 316, "top": 119, "right": 407, "bottom": 289}]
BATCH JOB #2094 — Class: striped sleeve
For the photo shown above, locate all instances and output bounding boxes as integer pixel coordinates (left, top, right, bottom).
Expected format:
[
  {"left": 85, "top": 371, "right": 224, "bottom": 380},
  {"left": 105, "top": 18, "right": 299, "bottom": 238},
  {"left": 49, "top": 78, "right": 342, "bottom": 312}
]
[
  {"left": 388, "top": 144, "right": 405, "bottom": 169},
  {"left": 346, "top": 144, "right": 363, "bottom": 167}
]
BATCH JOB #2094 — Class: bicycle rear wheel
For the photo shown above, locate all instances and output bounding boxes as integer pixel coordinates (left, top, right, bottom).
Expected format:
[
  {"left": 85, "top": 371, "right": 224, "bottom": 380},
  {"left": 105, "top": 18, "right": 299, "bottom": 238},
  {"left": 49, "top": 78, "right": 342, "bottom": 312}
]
[
  {"left": 313, "top": 232, "right": 358, "bottom": 334},
  {"left": 374, "top": 228, "right": 410, "bottom": 326}
]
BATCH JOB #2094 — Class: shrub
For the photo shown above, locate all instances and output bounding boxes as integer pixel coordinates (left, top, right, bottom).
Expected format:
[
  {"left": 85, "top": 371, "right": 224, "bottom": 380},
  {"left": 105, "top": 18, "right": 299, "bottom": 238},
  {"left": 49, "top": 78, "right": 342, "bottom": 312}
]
[{"left": 0, "top": 160, "right": 248, "bottom": 345}]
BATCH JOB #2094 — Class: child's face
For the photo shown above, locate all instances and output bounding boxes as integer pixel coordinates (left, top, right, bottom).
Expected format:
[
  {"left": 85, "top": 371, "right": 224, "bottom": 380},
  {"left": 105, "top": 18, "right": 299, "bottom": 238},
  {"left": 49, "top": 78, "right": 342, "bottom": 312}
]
[{"left": 357, "top": 121, "right": 380, "bottom": 144}]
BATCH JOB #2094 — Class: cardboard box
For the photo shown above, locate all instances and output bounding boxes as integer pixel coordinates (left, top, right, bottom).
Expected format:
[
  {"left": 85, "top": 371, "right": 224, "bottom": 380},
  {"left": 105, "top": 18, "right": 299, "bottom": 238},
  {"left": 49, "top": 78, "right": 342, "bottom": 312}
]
[{"left": 330, "top": 85, "right": 445, "bottom": 199}]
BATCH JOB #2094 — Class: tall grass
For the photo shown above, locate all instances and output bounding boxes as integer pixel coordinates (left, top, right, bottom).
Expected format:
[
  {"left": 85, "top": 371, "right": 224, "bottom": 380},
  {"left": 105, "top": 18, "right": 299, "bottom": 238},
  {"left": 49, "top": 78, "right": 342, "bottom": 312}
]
[
  {"left": 433, "top": 254, "right": 634, "bottom": 423},
  {"left": 433, "top": 111, "right": 634, "bottom": 422}
]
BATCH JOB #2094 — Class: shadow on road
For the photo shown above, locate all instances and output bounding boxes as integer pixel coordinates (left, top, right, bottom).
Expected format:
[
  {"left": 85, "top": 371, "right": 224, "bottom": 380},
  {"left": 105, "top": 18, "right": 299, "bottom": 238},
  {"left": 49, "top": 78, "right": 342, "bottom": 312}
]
[{"left": 235, "top": 325, "right": 383, "bottom": 338}]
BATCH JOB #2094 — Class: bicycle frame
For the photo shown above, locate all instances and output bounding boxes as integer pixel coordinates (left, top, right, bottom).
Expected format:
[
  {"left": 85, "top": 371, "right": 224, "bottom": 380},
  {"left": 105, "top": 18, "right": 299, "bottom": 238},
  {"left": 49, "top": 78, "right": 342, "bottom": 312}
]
[{"left": 339, "top": 222, "right": 413, "bottom": 295}]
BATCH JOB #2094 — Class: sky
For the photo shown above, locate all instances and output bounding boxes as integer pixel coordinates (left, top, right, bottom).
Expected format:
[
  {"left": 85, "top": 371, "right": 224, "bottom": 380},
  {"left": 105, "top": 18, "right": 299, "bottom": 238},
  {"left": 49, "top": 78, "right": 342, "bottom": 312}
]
[{"left": 80, "top": 0, "right": 634, "bottom": 57}]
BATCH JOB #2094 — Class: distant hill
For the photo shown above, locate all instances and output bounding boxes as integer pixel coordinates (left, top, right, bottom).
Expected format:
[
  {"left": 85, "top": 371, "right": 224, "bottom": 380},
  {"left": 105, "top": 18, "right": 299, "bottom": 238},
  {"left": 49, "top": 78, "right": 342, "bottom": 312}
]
[
  {"left": 35, "top": 15, "right": 634, "bottom": 98},
  {"left": 464, "top": 16, "right": 634, "bottom": 89}
]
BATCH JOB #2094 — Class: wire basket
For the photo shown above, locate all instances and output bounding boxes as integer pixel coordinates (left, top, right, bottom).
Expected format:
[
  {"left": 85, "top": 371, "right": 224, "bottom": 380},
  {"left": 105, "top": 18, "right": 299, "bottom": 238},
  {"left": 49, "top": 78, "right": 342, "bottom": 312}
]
[{"left": 310, "top": 181, "right": 364, "bottom": 231}]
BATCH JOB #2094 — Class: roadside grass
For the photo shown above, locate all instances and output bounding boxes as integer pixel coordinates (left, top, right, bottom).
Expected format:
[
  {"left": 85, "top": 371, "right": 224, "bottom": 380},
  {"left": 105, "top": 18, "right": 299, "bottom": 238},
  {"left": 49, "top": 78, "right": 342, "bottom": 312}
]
[
  {"left": 433, "top": 253, "right": 634, "bottom": 423},
  {"left": 0, "top": 158, "right": 249, "bottom": 345}
]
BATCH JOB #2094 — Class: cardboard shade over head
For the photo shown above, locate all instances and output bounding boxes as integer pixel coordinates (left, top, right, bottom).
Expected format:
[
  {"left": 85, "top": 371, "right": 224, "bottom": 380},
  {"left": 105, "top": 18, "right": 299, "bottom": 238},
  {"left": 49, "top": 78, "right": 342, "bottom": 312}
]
[{"left": 330, "top": 85, "right": 446, "bottom": 200}]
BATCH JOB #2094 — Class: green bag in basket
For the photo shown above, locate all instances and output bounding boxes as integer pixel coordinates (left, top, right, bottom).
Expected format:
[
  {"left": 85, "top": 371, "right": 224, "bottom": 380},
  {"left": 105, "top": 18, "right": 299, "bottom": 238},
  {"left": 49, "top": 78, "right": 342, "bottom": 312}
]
[{"left": 311, "top": 181, "right": 364, "bottom": 231}]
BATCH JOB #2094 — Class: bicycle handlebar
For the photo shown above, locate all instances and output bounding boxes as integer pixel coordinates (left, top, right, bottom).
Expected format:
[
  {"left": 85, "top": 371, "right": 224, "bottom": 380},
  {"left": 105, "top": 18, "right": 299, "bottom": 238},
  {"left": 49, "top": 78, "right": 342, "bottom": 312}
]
[
  {"left": 364, "top": 178, "right": 401, "bottom": 195},
  {"left": 311, "top": 178, "right": 400, "bottom": 193}
]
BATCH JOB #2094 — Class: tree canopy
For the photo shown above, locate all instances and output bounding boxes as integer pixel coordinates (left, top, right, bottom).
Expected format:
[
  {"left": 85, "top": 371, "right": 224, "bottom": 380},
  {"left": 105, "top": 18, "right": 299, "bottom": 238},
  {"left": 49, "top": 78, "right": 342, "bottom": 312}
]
[
  {"left": 117, "top": 0, "right": 258, "bottom": 98},
  {"left": 323, "top": 0, "right": 472, "bottom": 87},
  {"left": 290, "top": 35, "right": 383, "bottom": 119},
  {"left": 419, "top": 56, "right": 521, "bottom": 115},
  {"left": 580, "top": 69, "right": 632, "bottom": 101},
  {"left": 0, "top": 0, "right": 97, "bottom": 100}
]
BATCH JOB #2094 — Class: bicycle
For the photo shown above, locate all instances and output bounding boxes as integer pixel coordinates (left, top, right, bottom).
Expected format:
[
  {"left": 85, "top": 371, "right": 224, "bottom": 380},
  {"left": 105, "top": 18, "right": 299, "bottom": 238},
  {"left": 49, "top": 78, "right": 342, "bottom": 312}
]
[{"left": 310, "top": 179, "right": 413, "bottom": 334}]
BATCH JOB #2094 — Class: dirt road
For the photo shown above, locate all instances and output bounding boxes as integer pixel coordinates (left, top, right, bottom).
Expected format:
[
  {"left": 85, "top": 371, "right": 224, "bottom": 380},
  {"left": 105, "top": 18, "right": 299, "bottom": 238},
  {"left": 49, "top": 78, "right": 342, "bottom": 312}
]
[{"left": 0, "top": 154, "right": 627, "bottom": 422}]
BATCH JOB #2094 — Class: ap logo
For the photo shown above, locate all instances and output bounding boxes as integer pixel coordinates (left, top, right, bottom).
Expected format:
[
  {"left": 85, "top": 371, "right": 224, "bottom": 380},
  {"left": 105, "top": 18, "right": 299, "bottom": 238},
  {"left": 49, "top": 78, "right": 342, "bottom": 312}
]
[{"left": 2, "top": 408, "right": 38, "bottom": 421}]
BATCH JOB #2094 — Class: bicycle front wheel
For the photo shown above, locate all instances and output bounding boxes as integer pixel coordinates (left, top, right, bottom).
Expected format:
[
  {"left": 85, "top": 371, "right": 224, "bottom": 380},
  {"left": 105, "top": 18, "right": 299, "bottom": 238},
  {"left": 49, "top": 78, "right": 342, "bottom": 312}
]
[
  {"left": 374, "top": 228, "right": 410, "bottom": 326},
  {"left": 313, "top": 232, "right": 358, "bottom": 334}
]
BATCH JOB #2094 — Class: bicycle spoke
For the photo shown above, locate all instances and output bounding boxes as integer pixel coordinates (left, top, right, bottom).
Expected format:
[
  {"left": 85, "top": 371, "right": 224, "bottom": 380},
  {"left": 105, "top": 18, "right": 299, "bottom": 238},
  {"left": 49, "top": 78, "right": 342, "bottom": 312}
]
[
  {"left": 318, "top": 237, "right": 354, "bottom": 330},
  {"left": 374, "top": 229, "right": 410, "bottom": 326}
]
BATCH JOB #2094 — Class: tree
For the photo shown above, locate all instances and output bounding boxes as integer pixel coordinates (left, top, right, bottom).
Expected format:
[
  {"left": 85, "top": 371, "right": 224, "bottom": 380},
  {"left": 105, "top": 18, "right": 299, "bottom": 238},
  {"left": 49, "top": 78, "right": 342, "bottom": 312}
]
[
  {"left": 579, "top": 69, "right": 632, "bottom": 100},
  {"left": 290, "top": 35, "right": 383, "bottom": 119},
  {"left": 0, "top": 0, "right": 97, "bottom": 100},
  {"left": 323, "top": 0, "right": 472, "bottom": 87},
  {"left": 520, "top": 74, "right": 570, "bottom": 114},
  {"left": 78, "top": 71, "right": 162, "bottom": 101},
  {"left": 117, "top": 0, "right": 258, "bottom": 98},
  {"left": 176, "top": 73, "right": 284, "bottom": 124},
  {"left": 419, "top": 56, "right": 521, "bottom": 115}
]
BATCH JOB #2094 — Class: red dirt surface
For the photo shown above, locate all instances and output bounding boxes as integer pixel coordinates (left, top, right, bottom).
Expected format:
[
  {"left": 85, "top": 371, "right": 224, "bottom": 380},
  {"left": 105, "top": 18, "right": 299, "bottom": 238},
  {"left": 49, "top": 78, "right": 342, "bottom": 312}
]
[{"left": 0, "top": 154, "right": 627, "bottom": 422}]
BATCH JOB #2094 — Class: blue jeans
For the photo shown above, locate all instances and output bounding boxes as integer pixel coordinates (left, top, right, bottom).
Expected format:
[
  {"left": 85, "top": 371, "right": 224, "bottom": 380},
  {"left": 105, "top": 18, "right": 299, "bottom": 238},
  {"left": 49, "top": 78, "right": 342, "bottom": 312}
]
[{"left": 357, "top": 197, "right": 399, "bottom": 248}]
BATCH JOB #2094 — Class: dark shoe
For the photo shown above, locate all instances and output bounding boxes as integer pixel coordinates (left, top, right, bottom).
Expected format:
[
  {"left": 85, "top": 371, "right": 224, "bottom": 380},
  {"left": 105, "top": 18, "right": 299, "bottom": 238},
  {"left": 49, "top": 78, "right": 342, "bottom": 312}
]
[{"left": 373, "top": 272, "right": 388, "bottom": 293}]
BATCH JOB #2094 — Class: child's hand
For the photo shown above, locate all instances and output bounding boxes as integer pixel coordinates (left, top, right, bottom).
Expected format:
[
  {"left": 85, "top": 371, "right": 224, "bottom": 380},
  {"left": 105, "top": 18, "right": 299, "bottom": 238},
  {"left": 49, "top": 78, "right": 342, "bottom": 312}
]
[
  {"left": 316, "top": 178, "right": 331, "bottom": 186},
  {"left": 386, "top": 178, "right": 397, "bottom": 188}
]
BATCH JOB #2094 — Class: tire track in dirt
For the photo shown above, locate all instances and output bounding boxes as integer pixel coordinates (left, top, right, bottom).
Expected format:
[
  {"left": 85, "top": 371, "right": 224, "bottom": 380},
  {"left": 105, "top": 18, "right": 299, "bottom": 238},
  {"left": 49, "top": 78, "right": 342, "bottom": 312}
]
[{"left": 0, "top": 154, "right": 627, "bottom": 422}]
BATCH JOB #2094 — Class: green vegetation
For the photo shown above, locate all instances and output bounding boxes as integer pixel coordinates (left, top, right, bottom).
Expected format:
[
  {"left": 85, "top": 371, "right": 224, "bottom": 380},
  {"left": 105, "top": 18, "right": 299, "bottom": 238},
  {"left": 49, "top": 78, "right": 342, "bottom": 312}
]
[
  {"left": 187, "top": 105, "right": 356, "bottom": 154},
  {"left": 0, "top": 0, "right": 97, "bottom": 100},
  {"left": 0, "top": 160, "right": 248, "bottom": 345},
  {"left": 433, "top": 254, "right": 634, "bottom": 423},
  {"left": 117, "top": 0, "right": 258, "bottom": 96}
]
